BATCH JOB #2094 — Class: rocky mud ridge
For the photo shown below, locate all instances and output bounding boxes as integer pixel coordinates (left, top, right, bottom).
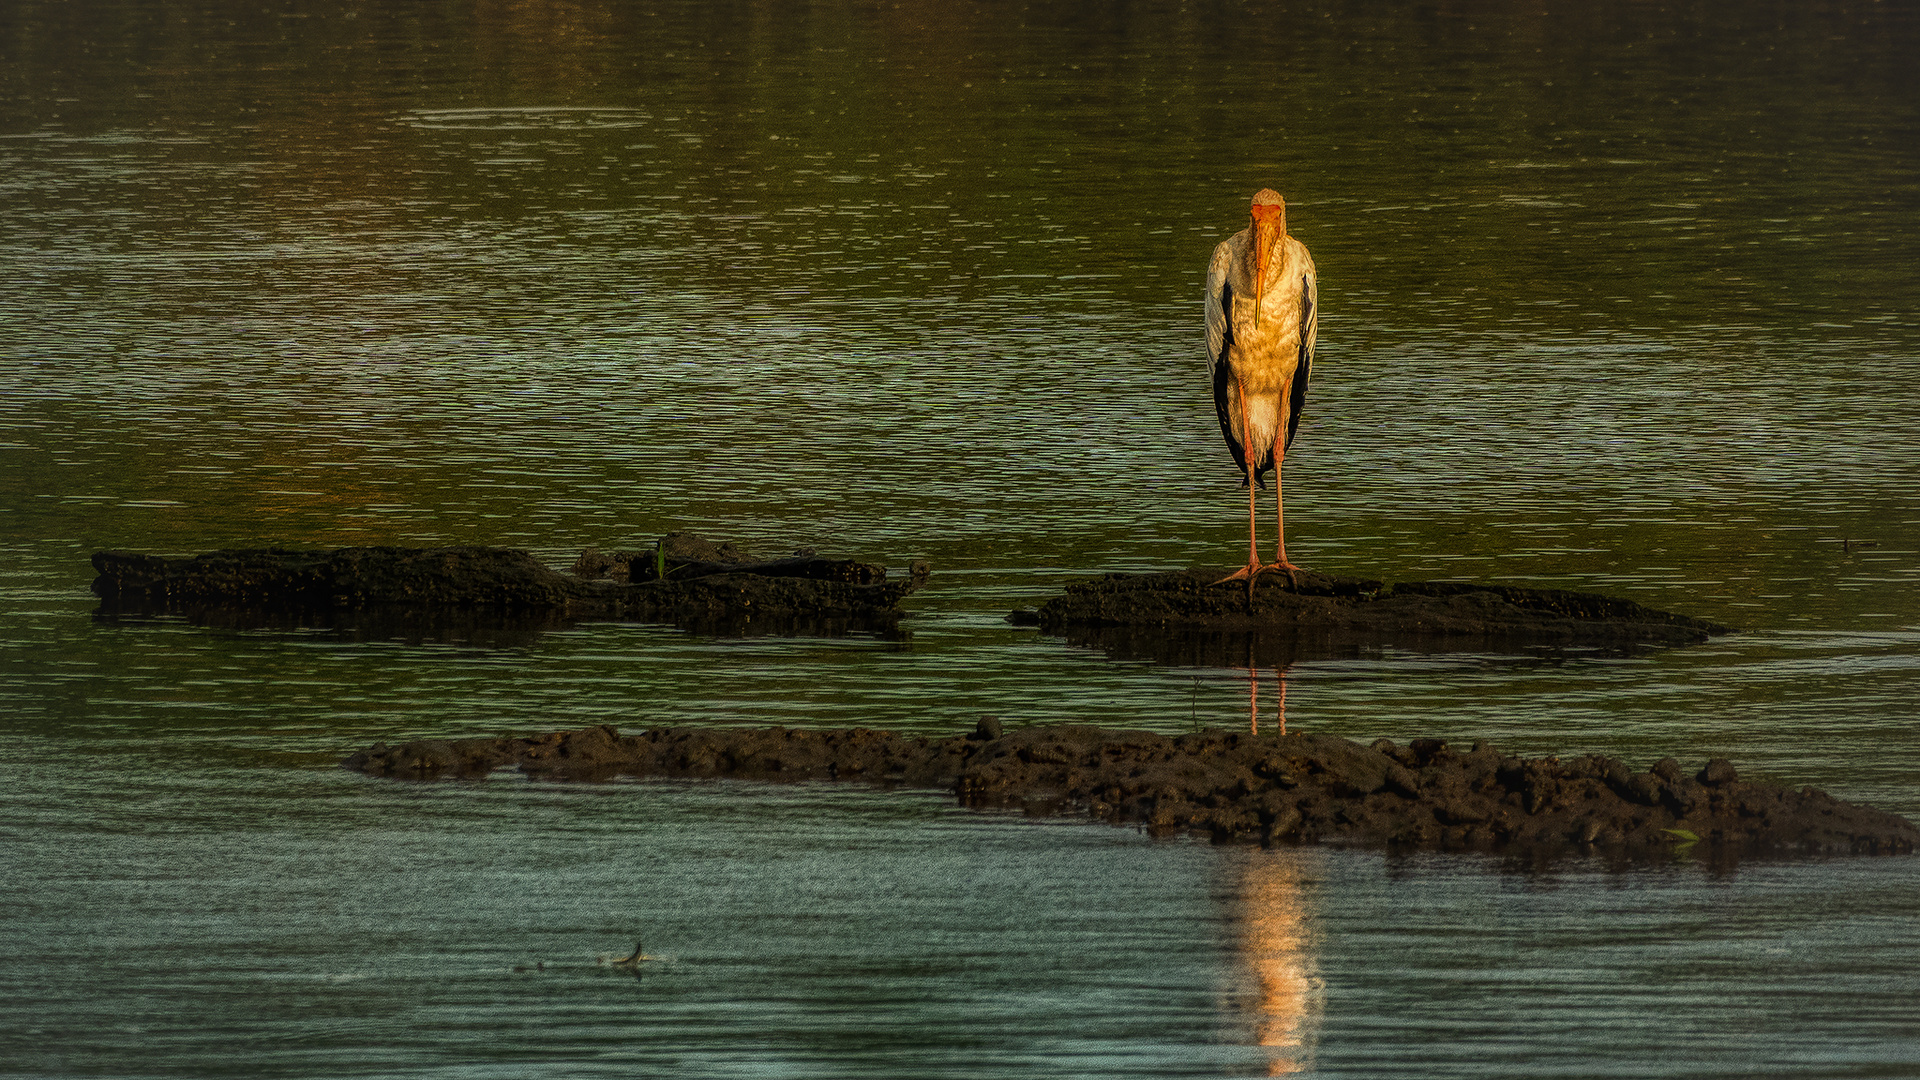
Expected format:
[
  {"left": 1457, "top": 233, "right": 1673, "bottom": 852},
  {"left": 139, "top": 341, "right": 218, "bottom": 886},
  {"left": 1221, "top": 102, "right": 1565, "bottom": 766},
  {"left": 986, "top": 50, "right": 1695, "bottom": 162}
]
[
  {"left": 90, "top": 532, "right": 927, "bottom": 631},
  {"left": 1015, "top": 568, "right": 1732, "bottom": 648},
  {"left": 343, "top": 722, "right": 1916, "bottom": 859}
]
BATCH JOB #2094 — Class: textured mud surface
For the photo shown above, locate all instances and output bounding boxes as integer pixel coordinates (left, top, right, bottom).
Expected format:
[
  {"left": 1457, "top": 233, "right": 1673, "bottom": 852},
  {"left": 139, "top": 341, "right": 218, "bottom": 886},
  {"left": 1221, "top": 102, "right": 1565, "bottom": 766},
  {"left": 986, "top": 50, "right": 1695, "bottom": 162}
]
[
  {"left": 343, "top": 722, "right": 1916, "bottom": 860},
  {"left": 1014, "top": 568, "right": 1733, "bottom": 651},
  {"left": 91, "top": 532, "right": 927, "bottom": 635}
]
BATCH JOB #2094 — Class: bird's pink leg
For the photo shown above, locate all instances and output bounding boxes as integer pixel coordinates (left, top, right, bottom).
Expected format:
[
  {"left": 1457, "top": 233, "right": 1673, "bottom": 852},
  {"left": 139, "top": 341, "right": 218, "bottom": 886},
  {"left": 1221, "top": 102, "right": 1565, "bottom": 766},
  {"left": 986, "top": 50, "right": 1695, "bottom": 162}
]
[
  {"left": 1246, "top": 459, "right": 1260, "bottom": 565},
  {"left": 1270, "top": 383, "right": 1302, "bottom": 587},
  {"left": 1214, "top": 379, "right": 1269, "bottom": 588}
]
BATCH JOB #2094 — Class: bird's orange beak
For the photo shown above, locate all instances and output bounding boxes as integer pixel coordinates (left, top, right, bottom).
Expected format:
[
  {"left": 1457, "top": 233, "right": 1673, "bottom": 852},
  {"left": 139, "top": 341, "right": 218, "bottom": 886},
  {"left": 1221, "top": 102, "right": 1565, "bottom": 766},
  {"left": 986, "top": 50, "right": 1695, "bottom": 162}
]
[{"left": 1249, "top": 203, "right": 1286, "bottom": 327}]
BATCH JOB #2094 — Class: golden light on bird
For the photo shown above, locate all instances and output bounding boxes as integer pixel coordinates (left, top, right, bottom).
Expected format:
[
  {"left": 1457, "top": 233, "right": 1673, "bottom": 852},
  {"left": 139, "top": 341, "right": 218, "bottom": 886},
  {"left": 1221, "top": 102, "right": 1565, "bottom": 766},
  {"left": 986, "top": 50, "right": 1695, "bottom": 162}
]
[{"left": 1205, "top": 188, "right": 1318, "bottom": 588}]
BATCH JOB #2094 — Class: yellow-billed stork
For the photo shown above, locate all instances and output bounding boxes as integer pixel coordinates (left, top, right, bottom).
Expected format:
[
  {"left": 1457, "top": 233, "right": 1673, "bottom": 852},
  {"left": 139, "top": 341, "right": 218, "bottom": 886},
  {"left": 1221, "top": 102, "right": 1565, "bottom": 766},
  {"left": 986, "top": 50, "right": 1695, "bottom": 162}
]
[{"left": 1205, "top": 188, "right": 1319, "bottom": 586}]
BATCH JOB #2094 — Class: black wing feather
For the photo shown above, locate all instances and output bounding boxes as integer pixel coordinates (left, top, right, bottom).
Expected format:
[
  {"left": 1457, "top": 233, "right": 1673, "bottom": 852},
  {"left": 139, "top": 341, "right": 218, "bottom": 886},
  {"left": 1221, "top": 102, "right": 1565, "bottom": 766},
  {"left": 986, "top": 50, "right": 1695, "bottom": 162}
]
[
  {"left": 1283, "top": 276, "right": 1313, "bottom": 452},
  {"left": 1210, "top": 279, "right": 1257, "bottom": 486}
]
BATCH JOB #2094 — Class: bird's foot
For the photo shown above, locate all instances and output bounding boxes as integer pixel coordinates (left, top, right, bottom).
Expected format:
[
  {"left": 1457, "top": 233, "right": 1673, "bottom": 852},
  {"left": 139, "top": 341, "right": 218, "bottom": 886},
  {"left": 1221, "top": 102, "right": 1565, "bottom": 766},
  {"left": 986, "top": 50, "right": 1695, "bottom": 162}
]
[
  {"left": 1212, "top": 562, "right": 1270, "bottom": 587},
  {"left": 1214, "top": 560, "right": 1305, "bottom": 588}
]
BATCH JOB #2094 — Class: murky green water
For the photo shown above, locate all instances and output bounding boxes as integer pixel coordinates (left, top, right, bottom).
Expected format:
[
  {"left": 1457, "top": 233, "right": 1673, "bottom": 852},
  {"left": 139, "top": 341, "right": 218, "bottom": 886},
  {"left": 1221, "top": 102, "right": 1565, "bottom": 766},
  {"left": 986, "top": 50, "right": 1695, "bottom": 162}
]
[{"left": 4, "top": 1, "right": 1918, "bottom": 1075}]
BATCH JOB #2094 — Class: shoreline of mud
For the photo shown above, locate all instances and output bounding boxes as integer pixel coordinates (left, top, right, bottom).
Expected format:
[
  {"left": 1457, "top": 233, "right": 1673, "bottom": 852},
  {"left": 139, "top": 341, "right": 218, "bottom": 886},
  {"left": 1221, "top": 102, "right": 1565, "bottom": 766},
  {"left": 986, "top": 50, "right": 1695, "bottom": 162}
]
[
  {"left": 342, "top": 722, "right": 1917, "bottom": 861},
  {"left": 1015, "top": 568, "right": 1733, "bottom": 650},
  {"left": 90, "top": 535, "right": 1737, "bottom": 657}
]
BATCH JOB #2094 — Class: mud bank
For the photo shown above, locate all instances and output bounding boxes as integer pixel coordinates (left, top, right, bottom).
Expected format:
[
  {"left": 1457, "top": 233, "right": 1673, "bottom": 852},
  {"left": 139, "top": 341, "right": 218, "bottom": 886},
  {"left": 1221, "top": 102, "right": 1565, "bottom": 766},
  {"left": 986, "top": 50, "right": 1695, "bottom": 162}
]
[
  {"left": 1014, "top": 569, "right": 1732, "bottom": 650},
  {"left": 91, "top": 533, "right": 927, "bottom": 634},
  {"left": 343, "top": 723, "right": 1916, "bottom": 859}
]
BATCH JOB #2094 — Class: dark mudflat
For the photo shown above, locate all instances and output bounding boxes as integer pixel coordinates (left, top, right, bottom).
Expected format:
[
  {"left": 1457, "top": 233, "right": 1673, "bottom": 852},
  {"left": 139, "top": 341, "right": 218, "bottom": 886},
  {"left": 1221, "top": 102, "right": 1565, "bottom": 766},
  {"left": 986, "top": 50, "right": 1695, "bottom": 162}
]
[
  {"left": 90, "top": 532, "right": 927, "bottom": 636},
  {"left": 1013, "top": 568, "right": 1732, "bottom": 656},
  {"left": 342, "top": 722, "right": 1916, "bottom": 861}
]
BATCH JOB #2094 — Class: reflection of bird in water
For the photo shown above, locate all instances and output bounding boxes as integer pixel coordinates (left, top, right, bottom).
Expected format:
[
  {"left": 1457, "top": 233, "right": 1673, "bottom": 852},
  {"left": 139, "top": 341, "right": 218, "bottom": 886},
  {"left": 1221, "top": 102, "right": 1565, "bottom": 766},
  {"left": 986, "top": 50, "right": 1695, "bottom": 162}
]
[
  {"left": 1234, "top": 851, "right": 1323, "bottom": 1075},
  {"left": 1206, "top": 188, "right": 1319, "bottom": 590},
  {"left": 1248, "top": 666, "right": 1289, "bottom": 736}
]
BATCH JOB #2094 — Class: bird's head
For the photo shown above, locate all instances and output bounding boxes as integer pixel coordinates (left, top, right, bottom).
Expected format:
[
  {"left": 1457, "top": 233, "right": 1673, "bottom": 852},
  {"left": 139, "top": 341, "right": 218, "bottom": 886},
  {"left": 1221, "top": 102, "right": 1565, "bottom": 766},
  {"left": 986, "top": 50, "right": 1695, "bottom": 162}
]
[{"left": 1248, "top": 189, "right": 1287, "bottom": 326}]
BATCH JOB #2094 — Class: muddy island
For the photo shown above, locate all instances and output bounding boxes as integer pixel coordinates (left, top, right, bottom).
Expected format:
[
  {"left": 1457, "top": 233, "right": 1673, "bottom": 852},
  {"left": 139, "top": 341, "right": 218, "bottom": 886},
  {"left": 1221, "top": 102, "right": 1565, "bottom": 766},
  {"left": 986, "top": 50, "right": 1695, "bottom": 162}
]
[
  {"left": 343, "top": 722, "right": 1915, "bottom": 860},
  {"left": 90, "top": 533, "right": 928, "bottom": 635},
  {"left": 1012, "top": 569, "right": 1732, "bottom": 658}
]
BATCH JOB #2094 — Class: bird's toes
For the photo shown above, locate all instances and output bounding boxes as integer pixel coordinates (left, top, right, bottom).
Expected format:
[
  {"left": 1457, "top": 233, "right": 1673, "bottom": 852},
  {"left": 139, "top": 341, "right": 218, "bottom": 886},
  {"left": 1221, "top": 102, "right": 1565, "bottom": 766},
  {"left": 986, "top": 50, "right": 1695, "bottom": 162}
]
[{"left": 1213, "top": 563, "right": 1266, "bottom": 587}]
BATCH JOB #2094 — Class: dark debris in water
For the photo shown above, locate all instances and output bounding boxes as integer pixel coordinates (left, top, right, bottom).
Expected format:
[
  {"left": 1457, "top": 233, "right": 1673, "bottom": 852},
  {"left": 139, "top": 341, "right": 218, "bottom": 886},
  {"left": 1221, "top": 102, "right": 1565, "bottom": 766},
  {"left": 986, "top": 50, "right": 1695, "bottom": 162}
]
[
  {"left": 342, "top": 722, "right": 1916, "bottom": 862},
  {"left": 88, "top": 533, "right": 928, "bottom": 636}
]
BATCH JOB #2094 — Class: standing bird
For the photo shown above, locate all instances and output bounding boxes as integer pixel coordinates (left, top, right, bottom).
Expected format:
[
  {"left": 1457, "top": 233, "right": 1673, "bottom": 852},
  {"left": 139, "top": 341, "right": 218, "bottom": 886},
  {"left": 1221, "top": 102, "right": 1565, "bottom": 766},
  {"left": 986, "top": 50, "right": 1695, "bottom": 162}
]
[{"left": 1205, "top": 189, "right": 1319, "bottom": 587}]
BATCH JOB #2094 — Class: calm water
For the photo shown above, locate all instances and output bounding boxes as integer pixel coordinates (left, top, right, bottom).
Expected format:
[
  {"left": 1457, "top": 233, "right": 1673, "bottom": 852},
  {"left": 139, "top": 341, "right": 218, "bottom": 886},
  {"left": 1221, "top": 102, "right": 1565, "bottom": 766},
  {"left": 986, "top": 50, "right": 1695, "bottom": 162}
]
[{"left": 3, "top": 1, "right": 1918, "bottom": 1075}]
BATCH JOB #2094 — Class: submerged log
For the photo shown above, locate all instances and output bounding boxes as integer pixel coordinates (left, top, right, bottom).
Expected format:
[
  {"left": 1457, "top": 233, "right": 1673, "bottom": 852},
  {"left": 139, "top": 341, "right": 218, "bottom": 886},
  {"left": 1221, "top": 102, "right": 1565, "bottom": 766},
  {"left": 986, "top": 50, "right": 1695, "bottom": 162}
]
[
  {"left": 90, "top": 534, "right": 928, "bottom": 635},
  {"left": 1013, "top": 568, "right": 1732, "bottom": 653},
  {"left": 342, "top": 722, "right": 1917, "bottom": 861}
]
